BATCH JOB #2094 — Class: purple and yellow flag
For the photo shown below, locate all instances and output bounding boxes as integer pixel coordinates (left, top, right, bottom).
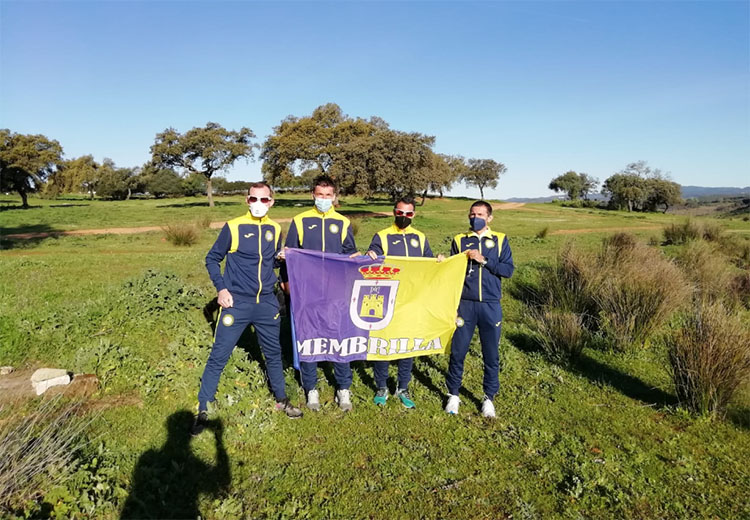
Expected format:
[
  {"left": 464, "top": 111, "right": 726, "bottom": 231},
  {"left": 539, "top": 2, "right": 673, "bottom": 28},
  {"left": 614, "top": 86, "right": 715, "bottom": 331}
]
[{"left": 286, "top": 249, "right": 467, "bottom": 364}]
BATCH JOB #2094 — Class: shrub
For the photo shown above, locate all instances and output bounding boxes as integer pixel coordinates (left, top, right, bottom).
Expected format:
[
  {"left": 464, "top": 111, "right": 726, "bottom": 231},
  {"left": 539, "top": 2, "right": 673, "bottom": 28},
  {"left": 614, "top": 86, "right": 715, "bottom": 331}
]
[
  {"left": 524, "top": 234, "right": 688, "bottom": 353},
  {"left": 595, "top": 240, "right": 688, "bottom": 351},
  {"left": 729, "top": 272, "right": 750, "bottom": 308},
  {"left": 196, "top": 214, "right": 213, "bottom": 229},
  {"left": 666, "top": 301, "right": 750, "bottom": 417},
  {"left": 0, "top": 397, "right": 93, "bottom": 512},
  {"left": 701, "top": 221, "right": 724, "bottom": 242},
  {"left": 530, "top": 308, "right": 587, "bottom": 364},
  {"left": 535, "top": 226, "right": 549, "bottom": 240},
  {"left": 540, "top": 244, "right": 599, "bottom": 322},
  {"left": 163, "top": 222, "right": 199, "bottom": 246},
  {"left": 600, "top": 232, "right": 637, "bottom": 258},
  {"left": 118, "top": 270, "right": 204, "bottom": 315},
  {"left": 674, "top": 241, "right": 735, "bottom": 306},
  {"left": 663, "top": 219, "right": 701, "bottom": 245},
  {"left": 719, "top": 235, "right": 750, "bottom": 269}
]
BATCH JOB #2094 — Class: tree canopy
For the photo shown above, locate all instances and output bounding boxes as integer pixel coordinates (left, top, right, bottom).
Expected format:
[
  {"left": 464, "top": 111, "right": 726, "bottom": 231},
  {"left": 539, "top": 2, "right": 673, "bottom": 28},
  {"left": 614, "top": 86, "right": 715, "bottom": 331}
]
[
  {"left": 260, "top": 104, "right": 470, "bottom": 201},
  {"left": 549, "top": 171, "right": 598, "bottom": 200},
  {"left": 0, "top": 129, "right": 64, "bottom": 208},
  {"left": 462, "top": 158, "right": 506, "bottom": 199},
  {"left": 602, "top": 161, "right": 681, "bottom": 212},
  {"left": 150, "top": 122, "right": 256, "bottom": 207}
]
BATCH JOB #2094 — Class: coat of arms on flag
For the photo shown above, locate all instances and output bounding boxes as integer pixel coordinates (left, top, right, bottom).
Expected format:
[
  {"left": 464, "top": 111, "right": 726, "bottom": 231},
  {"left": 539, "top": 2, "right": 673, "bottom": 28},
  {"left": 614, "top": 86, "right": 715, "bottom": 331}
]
[{"left": 285, "top": 249, "right": 467, "bottom": 363}]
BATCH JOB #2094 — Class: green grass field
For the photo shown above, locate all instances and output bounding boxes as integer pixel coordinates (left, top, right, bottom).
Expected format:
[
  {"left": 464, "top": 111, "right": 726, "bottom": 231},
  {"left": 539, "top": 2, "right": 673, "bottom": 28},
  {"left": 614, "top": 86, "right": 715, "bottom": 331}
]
[{"left": 1, "top": 194, "right": 749, "bottom": 519}]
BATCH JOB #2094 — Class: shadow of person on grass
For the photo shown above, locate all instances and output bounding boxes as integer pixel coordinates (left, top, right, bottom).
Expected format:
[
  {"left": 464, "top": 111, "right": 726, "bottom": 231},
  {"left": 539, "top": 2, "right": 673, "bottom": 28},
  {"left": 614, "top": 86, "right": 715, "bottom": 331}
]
[
  {"left": 120, "top": 411, "right": 230, "bottom": 519},
  {"left": 506, "top": 329, "right": 676, "bottom": 408}
]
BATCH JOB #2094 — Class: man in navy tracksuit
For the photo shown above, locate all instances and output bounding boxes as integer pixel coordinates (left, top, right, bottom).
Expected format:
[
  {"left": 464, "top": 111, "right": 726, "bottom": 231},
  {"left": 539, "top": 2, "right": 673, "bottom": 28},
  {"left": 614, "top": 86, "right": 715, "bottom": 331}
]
[
  {"left": 193, "top": 181, "right": 302, "bottom": 435},
  {"left": 365, "top": 196, "right": 440, "bottom": 409},
  {"left": 446, "top": 200, "right": 514, "bottom": 418},
  {"left": 281, "top": 175, "right": 358, "bottom": 412}
]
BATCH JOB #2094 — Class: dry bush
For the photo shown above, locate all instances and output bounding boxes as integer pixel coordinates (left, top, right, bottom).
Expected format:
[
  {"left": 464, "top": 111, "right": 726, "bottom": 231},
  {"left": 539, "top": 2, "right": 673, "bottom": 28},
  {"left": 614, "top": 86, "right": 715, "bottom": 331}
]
[
  {"left": 667, "top": 301, "right": 750, "bottom": 417},
  {"left": 0, "top": 397, "right": 93, "bottom": 512},
  {"left": 729, "top": 272, "right": 750, "bottom": 309},
  {"left": 540, "top": 244, "right": 599, "bottom": 322},
  {"left": 674, "top": 241, "right": 735, "bottom": 305},
  {"left": 535, "top": 226, "right": 549, "bottom": 240},
  {"left": 196, "top": 214, "right": 213, "bottom": 229},
  {"left": 531, "top": 308, "right": 587, "bottom": 364},
  {"left": 163, "top": 223, "right": 199, "bottom": 246},
  {"left": 719, "top": 235, "right": 750, "bottom": 269},
  {"left": 700, "top": 221, "right": 724, "bottom": 242},
  {"left": 527, "top": 234, "right": 689, "bottom": 354},
  {"left": 663, "top": 219, "right": 702, "bottom": 245},
  {"left": 601, "top": 232, "right": 637, "bottom": 257},
  {"left": 595, "top": 237, "right": 689, "bottom": 351}
]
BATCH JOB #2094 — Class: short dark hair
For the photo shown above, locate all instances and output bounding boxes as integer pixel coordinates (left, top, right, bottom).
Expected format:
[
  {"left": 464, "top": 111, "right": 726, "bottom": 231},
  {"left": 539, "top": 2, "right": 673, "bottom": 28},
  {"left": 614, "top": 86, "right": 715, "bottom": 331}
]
[
  {"left": 394, "top": 196, "right": 416, "bottom": 210},
  {"left": 248, "top": 181, "right": 274, "bottom": 198},
  {"left": 470, "top": 200, "right": 493, "bottom": 216},
  {"left": 312, "top": 175, "right": 337, "bottom": 192}
]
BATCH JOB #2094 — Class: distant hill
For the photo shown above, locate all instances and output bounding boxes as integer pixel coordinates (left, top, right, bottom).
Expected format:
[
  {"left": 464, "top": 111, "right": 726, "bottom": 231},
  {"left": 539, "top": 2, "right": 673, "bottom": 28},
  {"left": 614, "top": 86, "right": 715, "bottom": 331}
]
[
  {"left": 680, "top": 186, "right": 750, "bottom": 198},
  {"left": 508, "top": 186, "right": 749, "bottom": 203}
]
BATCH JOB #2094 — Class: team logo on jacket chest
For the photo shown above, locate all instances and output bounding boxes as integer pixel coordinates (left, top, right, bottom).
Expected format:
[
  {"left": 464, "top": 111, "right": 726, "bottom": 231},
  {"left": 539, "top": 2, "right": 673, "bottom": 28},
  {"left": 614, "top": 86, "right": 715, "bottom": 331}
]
[
  {"left": 410, "top": 238, "right": 419, "bottom": 248},
  {"left": 329, "top": 223, "right": 340, "bottom": 234},
  {"left": 265, "top": 230, "right": 274, "bottom": 242},
  {"left": 350, "top": 264, "right": 400, "bottom": 331},
  {"left": 484, "top": 239, "right": 495, "bottom": 249}
]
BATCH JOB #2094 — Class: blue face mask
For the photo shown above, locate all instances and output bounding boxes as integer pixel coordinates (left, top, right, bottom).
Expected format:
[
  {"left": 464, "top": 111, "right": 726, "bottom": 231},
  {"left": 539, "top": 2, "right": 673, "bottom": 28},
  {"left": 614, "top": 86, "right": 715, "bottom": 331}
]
[
  {"left": 469, "top": 217, "right": 486, "bottom": 232},
  {"left": 314, "top": 198, "right": 333, "bottom": 213}
]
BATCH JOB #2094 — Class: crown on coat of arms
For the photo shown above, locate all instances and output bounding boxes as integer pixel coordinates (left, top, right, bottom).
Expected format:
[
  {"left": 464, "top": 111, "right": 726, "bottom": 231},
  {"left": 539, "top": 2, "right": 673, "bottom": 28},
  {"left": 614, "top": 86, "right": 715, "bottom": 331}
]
[{"left": 359, "top": 264, "right": 400, "bottom": 280}]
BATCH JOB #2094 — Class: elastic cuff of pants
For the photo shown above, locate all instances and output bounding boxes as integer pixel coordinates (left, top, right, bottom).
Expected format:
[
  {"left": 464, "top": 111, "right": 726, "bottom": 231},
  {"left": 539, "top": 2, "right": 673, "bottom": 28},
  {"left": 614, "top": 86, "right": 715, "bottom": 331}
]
[
  {"left": 198, "top": 402, "right": 208, "bottom": 412},
  {"left": 274, "top": 395, "right": 287, "bottom": 402}
]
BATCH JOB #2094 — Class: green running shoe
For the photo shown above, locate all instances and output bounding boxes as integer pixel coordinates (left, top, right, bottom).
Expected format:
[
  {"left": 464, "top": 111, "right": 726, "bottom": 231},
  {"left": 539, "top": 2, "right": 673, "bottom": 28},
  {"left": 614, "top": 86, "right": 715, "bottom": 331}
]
[
  {"left": 396, "top": 389, "right": 416, "bottom": 409},
  {"left": 373, "top": 387, "right": 388, "bottom": 406}
]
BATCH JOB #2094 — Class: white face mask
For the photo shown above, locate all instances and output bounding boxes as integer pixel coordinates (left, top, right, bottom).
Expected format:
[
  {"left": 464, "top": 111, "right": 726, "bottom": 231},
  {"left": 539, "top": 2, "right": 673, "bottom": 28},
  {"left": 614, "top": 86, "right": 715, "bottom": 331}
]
[
  {"left": 314, "top": 198, "right": 333, "bottom": 213},
  {"left": 249, "top": 201, "right": 269, "bottom": 218}
]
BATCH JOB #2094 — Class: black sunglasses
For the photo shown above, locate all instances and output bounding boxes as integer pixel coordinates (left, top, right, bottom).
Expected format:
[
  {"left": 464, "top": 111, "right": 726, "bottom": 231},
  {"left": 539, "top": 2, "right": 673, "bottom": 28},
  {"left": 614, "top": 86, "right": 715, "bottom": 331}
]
[{"left": 248, "top": 196, "right": 272, "bottom": 203}]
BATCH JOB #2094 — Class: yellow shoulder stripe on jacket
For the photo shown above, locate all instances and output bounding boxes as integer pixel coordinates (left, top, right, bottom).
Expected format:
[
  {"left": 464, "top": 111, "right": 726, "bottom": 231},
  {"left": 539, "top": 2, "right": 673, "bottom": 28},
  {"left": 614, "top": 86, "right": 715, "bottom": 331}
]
[
  {"left": 490, "top": 231, "right": 506, "bottom": 253},
  {"left": 228, "top": 215, "right": 254, "bottom": 253}
]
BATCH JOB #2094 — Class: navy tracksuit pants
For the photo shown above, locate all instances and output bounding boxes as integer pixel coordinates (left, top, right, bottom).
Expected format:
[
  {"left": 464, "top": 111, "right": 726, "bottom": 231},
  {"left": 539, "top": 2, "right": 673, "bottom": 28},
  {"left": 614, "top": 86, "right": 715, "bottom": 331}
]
[
  {"left": 300, "top": 361, "right": 352, "bottom": 392},
  {"left": 446, "top": 299, "right": 503, "bottom": 399},
  {"left": 372, "top": 358, "right": 413, "bottom": 390},
  {"left": 198, "top": 298, "right": 286, "bottom": 410}
]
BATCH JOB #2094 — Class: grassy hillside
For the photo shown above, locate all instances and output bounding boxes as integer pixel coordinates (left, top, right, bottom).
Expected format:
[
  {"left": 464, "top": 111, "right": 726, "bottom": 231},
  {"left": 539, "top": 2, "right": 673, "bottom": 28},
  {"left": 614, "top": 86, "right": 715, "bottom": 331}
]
[{"left": 1, "top": 194, "right": 749, "bottom": 519}]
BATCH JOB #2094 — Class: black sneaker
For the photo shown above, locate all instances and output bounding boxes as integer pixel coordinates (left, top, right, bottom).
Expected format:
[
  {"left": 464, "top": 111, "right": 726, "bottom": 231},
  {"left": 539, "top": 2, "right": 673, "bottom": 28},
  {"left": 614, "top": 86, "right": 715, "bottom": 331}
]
[
  {"left": 275, "top": 398, "right": 304, "bottom": 419},
  {"left": 190, "top": 411, "right": 208, "bottom": 436}
]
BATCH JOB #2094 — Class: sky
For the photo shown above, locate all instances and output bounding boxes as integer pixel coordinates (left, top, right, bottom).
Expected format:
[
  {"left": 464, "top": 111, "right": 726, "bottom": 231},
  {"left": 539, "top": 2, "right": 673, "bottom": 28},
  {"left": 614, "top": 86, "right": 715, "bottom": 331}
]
[{"left": 1, "top": 1, "right": 748, "bottom": 199}]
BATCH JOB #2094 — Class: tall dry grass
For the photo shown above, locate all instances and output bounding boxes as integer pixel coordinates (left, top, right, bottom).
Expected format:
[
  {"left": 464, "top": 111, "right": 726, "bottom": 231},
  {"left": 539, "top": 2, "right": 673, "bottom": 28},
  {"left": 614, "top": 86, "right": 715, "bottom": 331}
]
[
  {"left": 530, "top": 308, "right": 587, "bottom": 364},
  {"left": 162, "top": 223, "right": 200, "bottom": 246},
  {"left": 594, "top": 237, "right": 689, "bottom": 351},
  {"left": 663, "top": 219, "right": 702, "bottom": 245},
  {"left": 666, "top": 301, "right": 750, "bottom": 417},
  {"left": 674, "top": 241, "right": 734, "bottom": 301},
  {"left": 533, "top": 234, "right": 688, "bottom": 352},
  {"left": 0, "top": 397, "right": 94, "bottom": 512}
]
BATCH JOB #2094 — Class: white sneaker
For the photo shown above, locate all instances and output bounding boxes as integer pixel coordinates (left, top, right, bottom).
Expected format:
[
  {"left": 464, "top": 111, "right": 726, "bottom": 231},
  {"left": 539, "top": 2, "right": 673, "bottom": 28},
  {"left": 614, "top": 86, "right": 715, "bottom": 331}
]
[
  {"left": 336, "top": 389, "right": 353, "bottom": 412},
  {"left": 482, "top": 397, "right": 496, "bottom": 418},
  {"left": 445, "top": 394, "right": 460, "bottom": 415},
  {"left": 306, "top": 389, "right": 320, "bottom": 411}
]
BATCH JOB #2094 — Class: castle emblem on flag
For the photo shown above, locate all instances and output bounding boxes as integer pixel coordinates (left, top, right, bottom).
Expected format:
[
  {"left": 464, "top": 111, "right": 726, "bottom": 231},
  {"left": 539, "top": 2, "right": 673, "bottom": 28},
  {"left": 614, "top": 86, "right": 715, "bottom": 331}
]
[{"left": 349, "top": 264, "right": 400, "bottom": 331}]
